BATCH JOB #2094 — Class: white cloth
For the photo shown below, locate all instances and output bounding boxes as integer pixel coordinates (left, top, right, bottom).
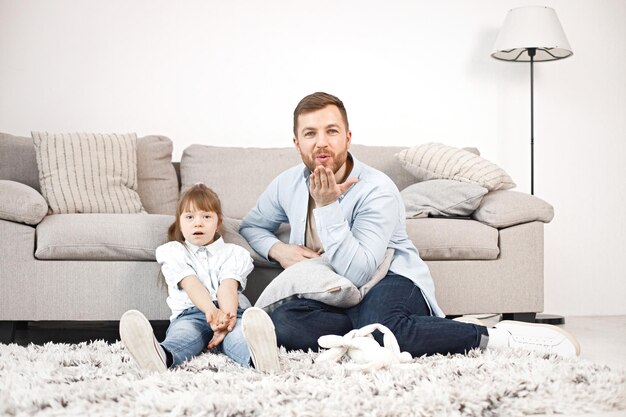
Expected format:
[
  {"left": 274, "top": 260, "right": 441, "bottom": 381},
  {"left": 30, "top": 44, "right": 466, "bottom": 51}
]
[
  {"left": 155, "top": 237, "right": 253, "bottom": 321},
  {"left": 316, "top": 323, "right": 413, "bottom": 371}
]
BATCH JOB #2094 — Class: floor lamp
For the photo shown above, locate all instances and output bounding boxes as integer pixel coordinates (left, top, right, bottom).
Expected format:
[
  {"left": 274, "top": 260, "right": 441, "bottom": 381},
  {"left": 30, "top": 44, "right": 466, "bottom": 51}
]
[
  {"left": 491, "top": 6, "right": 573, "bottom": 324},
  {"left": 491, "top": 6, "right": 573, "bottom": 195}
]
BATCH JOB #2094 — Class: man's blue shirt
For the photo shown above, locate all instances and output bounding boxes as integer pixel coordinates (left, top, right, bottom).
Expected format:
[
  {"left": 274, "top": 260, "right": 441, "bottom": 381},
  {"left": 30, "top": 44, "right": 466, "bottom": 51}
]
[{"left": 240, "top": 153, "right": 444, "bottom": 317}]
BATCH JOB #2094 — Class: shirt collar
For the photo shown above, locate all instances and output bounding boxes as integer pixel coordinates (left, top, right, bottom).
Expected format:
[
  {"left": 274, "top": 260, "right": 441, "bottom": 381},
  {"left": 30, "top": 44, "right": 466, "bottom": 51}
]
[{"left": 184, "top": 235, "right": 225, "bottom": 256}]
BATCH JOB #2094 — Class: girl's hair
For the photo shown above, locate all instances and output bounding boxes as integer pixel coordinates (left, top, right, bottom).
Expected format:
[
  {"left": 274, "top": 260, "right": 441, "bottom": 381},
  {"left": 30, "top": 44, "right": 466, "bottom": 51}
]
[{"left": 167, "top": 183, "right": 223, "bottom": 243}]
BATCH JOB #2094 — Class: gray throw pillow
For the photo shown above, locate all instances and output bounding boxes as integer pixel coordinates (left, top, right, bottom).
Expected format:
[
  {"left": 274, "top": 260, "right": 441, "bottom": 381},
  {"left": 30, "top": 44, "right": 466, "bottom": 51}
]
[
  {"left": 0, "top": 132, "right": 40, "bottom": 191},
  {"left": 255, "top": 250, "right": 394, "bottom": 314},
  {"left": 472, "top": 190, "right": 554, "bottom": 228},
  {"left": 0, "top": 180, "right": 48, "bottom": 225},
  {"left": 401, "top": 179, "right": 488, "bottom": 218}
]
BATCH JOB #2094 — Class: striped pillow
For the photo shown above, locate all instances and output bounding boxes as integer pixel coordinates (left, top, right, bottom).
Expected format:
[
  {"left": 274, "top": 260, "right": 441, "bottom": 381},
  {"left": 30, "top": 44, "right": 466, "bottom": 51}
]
[
  {"left": 395, "top": 143, "right": 516, "bottom": 191},
  {"left": 32, "top": 132, "right": 145, "bottom": 214}
]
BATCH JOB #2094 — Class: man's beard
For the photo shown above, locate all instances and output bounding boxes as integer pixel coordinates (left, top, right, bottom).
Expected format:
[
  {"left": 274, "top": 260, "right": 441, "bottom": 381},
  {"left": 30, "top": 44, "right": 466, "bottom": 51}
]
[{"left": 304, "top": 150, "right": 347, "bottom": 174}]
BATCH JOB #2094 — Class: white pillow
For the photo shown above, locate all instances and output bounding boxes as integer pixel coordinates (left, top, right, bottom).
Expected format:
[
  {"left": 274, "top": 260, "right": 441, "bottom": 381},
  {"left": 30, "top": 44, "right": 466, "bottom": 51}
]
[
  {"left": 32, "top": 132, "right": 145, "bottom": 214},
  {"left": 401, "top": 179, "right": 488, "bottom": 218},
  {"left": 396, "top": 143, "right": 516, "bottom": 191},
  {"left": 255, "top": 250, "right": 394, "bottom": 314}
]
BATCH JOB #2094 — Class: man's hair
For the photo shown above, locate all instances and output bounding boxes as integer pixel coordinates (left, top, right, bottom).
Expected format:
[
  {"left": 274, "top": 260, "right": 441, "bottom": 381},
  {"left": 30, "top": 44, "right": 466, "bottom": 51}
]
[
  {"left": 168, "top": 183, "right": 223, "bottom": 243},
  {"left": 293, "top": 92, "right": 349, "bottom": 136}
]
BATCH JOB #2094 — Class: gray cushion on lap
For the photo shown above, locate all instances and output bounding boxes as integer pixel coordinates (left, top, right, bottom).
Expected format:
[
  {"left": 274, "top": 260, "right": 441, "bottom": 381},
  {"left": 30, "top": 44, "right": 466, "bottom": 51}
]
[
  {"left": 254, "top": 249, "right": 394, "bottom": 313},
  {"left": 401, "top": 179, "right": 488, "bottom": 218},
  {"left": 35, "top": 213, "right": 174, "bottom": 260},
  {"left": 0, "top": 180, "right": 48, "bottom": 225}
]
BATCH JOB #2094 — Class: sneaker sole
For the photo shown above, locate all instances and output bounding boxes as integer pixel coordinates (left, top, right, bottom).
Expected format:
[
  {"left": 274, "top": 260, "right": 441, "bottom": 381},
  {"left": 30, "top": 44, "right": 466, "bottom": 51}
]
[
  {"left": 242, "top": 307, "right": 280, "bottom": 372},
  {"left": 497, "top": 320, "right": 581, "bottom": 356},
  {"left": 119, "top": 310, "right": 167, "bottom": 372}
]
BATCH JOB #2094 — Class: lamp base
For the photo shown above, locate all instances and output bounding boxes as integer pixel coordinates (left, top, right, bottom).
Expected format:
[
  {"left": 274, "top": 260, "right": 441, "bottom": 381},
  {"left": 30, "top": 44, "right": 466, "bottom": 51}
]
[{"left": 534, "top": 313, "right": 565, "bottom": 325}]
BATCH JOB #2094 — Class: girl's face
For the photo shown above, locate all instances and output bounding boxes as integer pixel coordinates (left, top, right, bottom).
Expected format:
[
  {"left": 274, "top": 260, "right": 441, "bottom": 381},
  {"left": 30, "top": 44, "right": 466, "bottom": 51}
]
[{"left": 179, "top": 204, "right": 220, "bottom": 246}]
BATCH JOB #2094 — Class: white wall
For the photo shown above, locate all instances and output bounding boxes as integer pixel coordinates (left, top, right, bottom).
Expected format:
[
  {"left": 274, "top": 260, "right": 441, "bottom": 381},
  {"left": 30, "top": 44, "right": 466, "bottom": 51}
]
[{"left": 1, "top": 0, "right": 624, "bottom": 316}]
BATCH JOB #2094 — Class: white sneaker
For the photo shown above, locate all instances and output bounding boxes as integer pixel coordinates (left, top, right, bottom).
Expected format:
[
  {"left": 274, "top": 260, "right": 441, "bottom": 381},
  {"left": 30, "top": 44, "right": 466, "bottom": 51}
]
[
  {"left": 242, "top": 307, "right": 280, "bottom": 372},
  {"left": 119, "top": 310, "right": 167, "bottom": 372},
  {"left": 493, "top": 320, "right": 581, "bottom": 358}
]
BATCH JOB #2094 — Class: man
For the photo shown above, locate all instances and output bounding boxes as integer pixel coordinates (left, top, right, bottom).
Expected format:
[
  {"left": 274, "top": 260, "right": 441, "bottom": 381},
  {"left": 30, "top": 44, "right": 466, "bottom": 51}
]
[{"left": 240, "top": 92, "right": 580, "bottom": 358}]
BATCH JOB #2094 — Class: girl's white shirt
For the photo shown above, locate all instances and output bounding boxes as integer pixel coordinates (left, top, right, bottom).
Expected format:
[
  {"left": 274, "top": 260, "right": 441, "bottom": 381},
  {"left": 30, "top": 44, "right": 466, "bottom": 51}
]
[{"left": 155, "top": 236, "right": 253, "bottom": 321}]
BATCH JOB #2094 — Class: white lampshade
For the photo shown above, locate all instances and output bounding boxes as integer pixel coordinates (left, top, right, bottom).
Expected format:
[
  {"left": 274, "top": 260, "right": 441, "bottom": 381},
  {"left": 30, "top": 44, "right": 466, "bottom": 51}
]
[{"left": 492, "top": 6, "right": 573, "bottom": 62}]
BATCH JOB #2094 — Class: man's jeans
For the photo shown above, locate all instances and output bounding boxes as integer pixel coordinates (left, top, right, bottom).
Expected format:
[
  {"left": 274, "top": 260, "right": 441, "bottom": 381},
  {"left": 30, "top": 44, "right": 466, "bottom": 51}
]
[
  {"left": 271, "top": 273, "right": 489, "bottom": 357},
  {"left": 161, "top": 306, "right": 251, "bottom": 368}
]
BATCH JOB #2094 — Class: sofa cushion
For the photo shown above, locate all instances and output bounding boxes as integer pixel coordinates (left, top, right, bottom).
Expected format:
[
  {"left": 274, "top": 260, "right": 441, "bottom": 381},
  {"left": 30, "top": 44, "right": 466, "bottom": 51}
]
[
  {"left": 35, "top": 214, "right": 173, "bottom": 260},
  {"left": 220, "top": 217, "right": 290, "bottom": 266},
  {"left": 406, "top": 218, "right": 499, "bottom": 260},
  {"left": 32, "top": 132, "right": 145, "bottom": 214},
  {"left": 0, "top": 132, "right": 40, "bottom": 192},
  {"left": 0, "top": 180, "right": 48, "bottom": 225},
  {"left": 349, "top": 145, "right": 417, "bottom": 193},
  {"left": 181, "top": 144, "right": 417, "bottom": 219},
  {"left": 396, "top": 143, "right": 516, "bottom": 191},
  {"left": 181, "top": 145, "right": 303, "bottom": 219},
  {"left": 136, "top": 135, "right": 179, "bottom": 215},
  {"left": 401, "top": 179, "right": 488, "bottom": 218},
  {"left": 472, "top": 190, "right": 554, "bottom": 228}
]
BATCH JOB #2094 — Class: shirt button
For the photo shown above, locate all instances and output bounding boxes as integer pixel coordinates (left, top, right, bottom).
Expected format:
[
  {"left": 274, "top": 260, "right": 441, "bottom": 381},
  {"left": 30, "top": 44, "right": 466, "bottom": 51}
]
[{"left": 301, "top": 218, "right": 305, "bottom": 222}]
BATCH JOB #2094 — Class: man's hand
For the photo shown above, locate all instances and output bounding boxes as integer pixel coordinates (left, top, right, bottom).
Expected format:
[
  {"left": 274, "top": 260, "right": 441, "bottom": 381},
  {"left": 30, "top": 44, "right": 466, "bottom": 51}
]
[
  {"left": 310, "top": 166, "right": 358, "bottom": 208},
  {"left": 269, "top": 241, "right": 320, "bottom": 269}
]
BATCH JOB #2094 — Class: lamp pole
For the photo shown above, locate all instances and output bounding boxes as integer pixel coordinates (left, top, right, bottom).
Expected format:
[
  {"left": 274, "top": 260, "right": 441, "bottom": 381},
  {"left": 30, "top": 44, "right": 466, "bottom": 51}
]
[{"left": 529, "top": 47, "right": 536, "bottom": 195}]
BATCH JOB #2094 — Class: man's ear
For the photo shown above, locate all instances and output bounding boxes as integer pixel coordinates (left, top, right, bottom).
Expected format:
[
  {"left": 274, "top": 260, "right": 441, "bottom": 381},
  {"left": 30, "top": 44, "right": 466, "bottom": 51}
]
[
  {"left": 346, "top": 130, "right": 352, "bottom": 149},
  {"left": 293, "top": 137, "right": 300, "bottom": 150}
]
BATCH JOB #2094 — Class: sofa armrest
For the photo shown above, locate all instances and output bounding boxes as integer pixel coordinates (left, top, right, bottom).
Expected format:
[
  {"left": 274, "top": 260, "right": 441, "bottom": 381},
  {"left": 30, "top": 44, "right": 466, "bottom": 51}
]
[
  {"left": 0, "top": 180, "right": 48, "bottom": 225},
  {"left": 471, "top": 190, "right": 554, "bottom": 228}
]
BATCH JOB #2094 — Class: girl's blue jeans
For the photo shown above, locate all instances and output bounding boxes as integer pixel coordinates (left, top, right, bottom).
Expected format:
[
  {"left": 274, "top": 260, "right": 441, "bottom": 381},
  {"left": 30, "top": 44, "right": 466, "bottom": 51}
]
[{"left": 160, "top": 305, "right": 251, "bottom": 368}]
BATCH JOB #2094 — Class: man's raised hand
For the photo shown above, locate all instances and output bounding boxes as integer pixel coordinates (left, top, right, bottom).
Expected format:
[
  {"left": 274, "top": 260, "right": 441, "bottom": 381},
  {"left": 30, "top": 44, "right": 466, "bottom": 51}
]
[{"left": 310, "top": 166, "right": 358, "bottom": 208}]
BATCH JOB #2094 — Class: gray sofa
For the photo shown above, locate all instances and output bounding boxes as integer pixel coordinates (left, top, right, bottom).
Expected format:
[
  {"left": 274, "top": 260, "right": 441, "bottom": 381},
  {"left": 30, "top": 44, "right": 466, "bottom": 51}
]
[{"left": 0, "top": 133, "right": 554, "bottom": 342}]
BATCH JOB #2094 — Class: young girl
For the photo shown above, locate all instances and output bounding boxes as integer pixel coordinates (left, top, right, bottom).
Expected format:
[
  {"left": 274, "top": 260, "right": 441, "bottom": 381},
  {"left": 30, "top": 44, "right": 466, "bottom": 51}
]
[{"left": 120, "top": 183, "right": 279, "bottom": 372}]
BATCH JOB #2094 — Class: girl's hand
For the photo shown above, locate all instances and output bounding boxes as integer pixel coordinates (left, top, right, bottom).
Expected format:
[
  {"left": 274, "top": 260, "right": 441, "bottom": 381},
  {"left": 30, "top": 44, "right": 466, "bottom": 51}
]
[
  {"left": 207, "top": 309, "right": 233, "bottom": 331},
  {"left": 207, "top": 312, "right": 237, "bottom": 349},
  {"left": 208, "top": 328, "right": 228, "bottom": 349}
]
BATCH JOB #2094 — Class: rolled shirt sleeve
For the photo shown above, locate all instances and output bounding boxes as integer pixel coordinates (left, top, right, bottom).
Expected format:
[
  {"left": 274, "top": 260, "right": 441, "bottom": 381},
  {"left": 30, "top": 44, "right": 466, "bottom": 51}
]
[
  {"left": 313, "top": 189, "right": 398, "bottom": 287},
  {"left": 217, "top": 245, "right": 254, "bottom": 291},
  {"left": 240, "top": 179, "right": 284, "bottom": 260}
]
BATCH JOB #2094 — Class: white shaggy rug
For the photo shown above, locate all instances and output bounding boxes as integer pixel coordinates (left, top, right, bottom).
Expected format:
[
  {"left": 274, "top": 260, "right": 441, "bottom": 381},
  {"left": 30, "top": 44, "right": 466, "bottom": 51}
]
[{"left": 1, "top": 341, "right": 625, "bottom": 417}]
